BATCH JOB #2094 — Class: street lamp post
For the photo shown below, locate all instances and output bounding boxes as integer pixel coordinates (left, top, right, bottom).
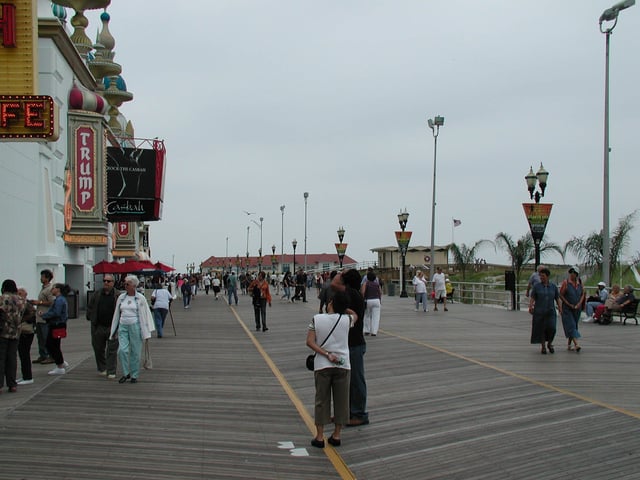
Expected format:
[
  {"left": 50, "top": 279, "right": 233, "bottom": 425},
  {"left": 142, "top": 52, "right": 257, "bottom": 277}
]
[
  {"left": 292, "top": 239, "right": 297, "bottom": 275},
  {"left": 271, "top": 244, "right": 277, "bottom": 273},
  {"left": 252, "top": 217, "right": 264, "bottom": 259},
  {"left": 335, "top": 226, "right": 347, "bottom": 268},
  {"left": 304, "top": 192, "right": 309, "bottom": 272},
  {"left": 280, "top": 205, "right": 285, "bottom": 273},
  {"left": 428, "top": 115, "right": 444, "bottom": 279},
  {"left": 523, "top": 164, "right": 551, "bottom": 269},
  {"left": 258, "top": 248, "right": 262, "bottom": 272},
  {"left": 599, "top": 0, "right": 635, "bottom": 286},
  {"left": 396, "top": 210, "right": 412, "bottom": 298}
]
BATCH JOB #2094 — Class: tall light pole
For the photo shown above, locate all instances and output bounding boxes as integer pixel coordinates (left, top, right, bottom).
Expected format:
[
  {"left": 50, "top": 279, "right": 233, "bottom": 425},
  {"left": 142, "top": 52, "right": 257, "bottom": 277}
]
[
  {"left": 246, "top": 226, "right": 250, "bottom": 272},
  {"left": 428, "top": 115, "right": 445, "bottom": 279},
  {"left": 304, "top": 192, "right": 309, "bottom": 272},
  {"left": 280, "top": 205, "right": 285, "bottom": 272},
  {"left": 251, "top": 217, "right": 264, "bottom": 258},
  {"left": 599, "top": 0, "right": 635, "bottom": 286}
]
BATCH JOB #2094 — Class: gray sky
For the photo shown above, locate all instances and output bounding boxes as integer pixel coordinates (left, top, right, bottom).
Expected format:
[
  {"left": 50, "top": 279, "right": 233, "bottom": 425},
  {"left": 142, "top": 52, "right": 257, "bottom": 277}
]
[{"left": 84, "top": 1, "right": 639, "bottom": 272}]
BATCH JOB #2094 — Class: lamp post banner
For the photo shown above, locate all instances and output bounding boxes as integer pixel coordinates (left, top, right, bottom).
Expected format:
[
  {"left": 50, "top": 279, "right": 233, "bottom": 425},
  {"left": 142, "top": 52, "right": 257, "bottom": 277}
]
[
  {"left": 395, "top": 231, "right": 412, "bottom": 255},
  {"left": 523, "top": 203, "right": 553, "bottom": 241}
]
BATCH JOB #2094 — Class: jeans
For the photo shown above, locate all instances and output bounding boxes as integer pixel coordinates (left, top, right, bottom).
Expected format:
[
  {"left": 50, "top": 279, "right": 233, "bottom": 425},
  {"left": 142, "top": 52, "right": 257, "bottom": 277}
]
[
  {"left": 35, "top": 322, "right": 49, "bottom": 359},
  {"left": 253, "top": 299, "right": 267, "bottom": 330},
  {"left": 228, "top": 286, "right": 238, "bottom": 305},
  {"left": 349, "top": 343, "right": 368, "bottom": 420},
  {"left": 183, "top": 293, "right": 191, "bottom": 308},
  {"left": 586, "top": 301, "right": 602, "bottom": 317},
  {"left": 118, "top": 322, "right": 142, "bottom": 379},
  {"left": 153, "top": 308, "right": 168, "bottom": 337},
  {"left": 415, "top": 292, "right": 427, "bottom": 311}
]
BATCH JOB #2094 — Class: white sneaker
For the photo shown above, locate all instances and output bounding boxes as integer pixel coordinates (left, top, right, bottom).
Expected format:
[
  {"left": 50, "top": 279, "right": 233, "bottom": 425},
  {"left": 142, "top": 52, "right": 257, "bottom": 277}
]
[
  {"left": 63, "top": 361, "right": 69, "bottom": 368},
  {"left": 48, "top": 367, "right": 66, "bottom": 375},
  {"left": 107, "top": 374, "right": 116, "bottom": 379},
  {"left": 17, "top": 378, "right": 34, "bottom": 385}
]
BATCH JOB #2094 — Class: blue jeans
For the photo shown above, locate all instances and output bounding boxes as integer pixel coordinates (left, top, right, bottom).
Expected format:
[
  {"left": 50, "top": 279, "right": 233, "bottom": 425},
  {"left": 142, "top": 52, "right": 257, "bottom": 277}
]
[
  {"left": 153, "top": 308, "right": 168, "bottom": 337},
  {"left": 415, "top": 292, "right": 427, "bottom": 310},
  {"left": 228, "top": 286, "right": 238, "bottom": 305},
  {"left": 35, "top": 322, "right": 49, "bottom": 359},
  {"left": 349, "top": 343, "right": 368, "bottom": 420},
  {"left": 118, "top": 322, "right": 142, "bottom": 379}
]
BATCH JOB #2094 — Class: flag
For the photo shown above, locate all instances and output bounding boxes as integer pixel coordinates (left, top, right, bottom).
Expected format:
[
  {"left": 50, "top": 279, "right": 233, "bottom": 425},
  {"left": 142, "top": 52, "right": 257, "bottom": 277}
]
[{"left": 453, "top": 219, "right": 462, "bottom": 227}]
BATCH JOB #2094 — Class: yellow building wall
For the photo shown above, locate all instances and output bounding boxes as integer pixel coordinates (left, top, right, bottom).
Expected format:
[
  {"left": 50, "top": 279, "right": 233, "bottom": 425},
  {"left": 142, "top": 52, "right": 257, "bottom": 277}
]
[{"left": 0, "top": 0, "right": 38, "bottom": 94}]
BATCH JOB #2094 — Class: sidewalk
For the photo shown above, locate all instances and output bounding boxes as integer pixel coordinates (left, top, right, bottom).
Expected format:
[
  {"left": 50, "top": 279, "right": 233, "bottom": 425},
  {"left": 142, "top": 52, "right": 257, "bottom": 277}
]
[{"left": 1, "top": 291, "right": 640, "bottom": 479}]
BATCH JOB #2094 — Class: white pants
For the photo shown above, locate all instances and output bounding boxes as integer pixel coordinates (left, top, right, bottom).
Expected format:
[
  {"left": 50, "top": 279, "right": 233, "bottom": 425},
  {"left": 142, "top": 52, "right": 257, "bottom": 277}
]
[{"left": 363, "top": 298, "right": 381, "bottom": 335}]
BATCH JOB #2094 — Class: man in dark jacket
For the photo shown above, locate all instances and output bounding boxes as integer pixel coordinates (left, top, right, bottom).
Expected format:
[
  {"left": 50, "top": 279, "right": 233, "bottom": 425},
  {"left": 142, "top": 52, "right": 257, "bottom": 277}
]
[
  {"left": 86, "top": 275, "right": 119, "bottom": 379},
  {"left": 332, "top": 269, "right": 369, "bottom": 426}
]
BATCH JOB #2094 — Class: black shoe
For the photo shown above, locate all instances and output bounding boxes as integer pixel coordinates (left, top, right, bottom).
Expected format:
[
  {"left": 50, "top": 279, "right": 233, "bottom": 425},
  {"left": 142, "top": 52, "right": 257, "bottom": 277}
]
[
  {"left": 311, "top": 439, "right": 325, "bottom": 448},
  {"left": 328, "top": 436, "right": 341, "bottom": 447},
  {"left": 130, "top": 378, "right": 138, "bottom": 383},
  {"left": 256, "top": 326, "right": 261, "bottom": 331},
  {"left": 118, "top": 374, "right": 130, "bottom": 384},
  {"left": 263, "top": 327, "right": 269, "bottom": 332},
  {"left": 346, "top": 417, "right": 370, "bottom": 427}
]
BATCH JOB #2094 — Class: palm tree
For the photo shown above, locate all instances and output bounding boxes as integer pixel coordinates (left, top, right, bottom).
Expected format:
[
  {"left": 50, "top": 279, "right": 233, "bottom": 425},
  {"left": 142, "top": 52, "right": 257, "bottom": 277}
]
[
  {"left": 495, "top": 232, "right": 563, "bottom": 308},
  {"left": 565, "top": 211, "right": 637, "bottom": 285},
  {"left": 449, "top": 240, "right": 493, "bottom": 302}
]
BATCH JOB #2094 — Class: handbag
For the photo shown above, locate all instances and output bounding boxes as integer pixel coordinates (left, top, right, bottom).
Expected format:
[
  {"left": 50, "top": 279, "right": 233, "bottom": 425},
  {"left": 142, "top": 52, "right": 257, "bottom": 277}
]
[
  {"left": 51, "top": 326, "right": 67, "bottom": 339},
  {"left": 306, "top": 314, "right": 342, "bottom": 371}
]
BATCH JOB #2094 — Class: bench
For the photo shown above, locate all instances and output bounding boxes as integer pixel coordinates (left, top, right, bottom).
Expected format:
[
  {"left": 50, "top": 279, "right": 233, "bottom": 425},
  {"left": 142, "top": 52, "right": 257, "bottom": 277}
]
[{"left": 612, "top": 299, "right": 639, "bottom": 325}]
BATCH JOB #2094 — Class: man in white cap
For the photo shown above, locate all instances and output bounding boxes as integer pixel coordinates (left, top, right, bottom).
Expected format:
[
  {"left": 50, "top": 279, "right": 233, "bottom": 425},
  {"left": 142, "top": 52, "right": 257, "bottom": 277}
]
[{"left": 585, "top": 281, "right": 609, "bottom": 321}]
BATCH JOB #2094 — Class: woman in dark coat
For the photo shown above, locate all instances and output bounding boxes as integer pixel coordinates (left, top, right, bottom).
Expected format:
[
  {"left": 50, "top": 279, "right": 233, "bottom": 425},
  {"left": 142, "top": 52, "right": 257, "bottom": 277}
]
[{"left": 528, "top": 268, "right": 563, "bottom": 355}]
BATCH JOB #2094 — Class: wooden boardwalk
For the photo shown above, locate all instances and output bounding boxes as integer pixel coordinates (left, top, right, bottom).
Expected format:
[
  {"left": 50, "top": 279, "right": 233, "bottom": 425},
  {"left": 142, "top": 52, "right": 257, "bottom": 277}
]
[{"left": 2, "top": 290, "right": 640, "bottom": 479}]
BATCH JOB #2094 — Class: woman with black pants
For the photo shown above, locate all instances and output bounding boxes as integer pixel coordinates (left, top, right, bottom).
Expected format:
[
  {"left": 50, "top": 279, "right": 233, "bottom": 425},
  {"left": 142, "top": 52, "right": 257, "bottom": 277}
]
[{"left": 40, "top": 283, "right": 70, "bottom": 375}]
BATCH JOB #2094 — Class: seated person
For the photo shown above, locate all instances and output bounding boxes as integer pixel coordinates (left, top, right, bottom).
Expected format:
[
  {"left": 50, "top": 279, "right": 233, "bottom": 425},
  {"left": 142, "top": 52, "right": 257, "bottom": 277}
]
[
  {"left": 593, "top": 284, "right": 621, "bottom": 322},
  {"left": 599, "top": 285, "right": 636, "bottom": 324},
  {"left": 445, "top": 278, "right": 454, "bottom": 303},
  {"left": 586, "top": 281, "right": 608, "bottom": 318}
]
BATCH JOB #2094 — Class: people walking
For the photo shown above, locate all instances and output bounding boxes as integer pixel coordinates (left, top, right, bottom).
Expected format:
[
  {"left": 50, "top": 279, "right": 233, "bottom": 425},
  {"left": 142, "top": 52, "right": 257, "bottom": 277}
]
[
  {"left": 529, "top": 267, "right": 562, "bottom": 355},
  {"left": 110, "top": 275, "right": 154, "bottom": 384},
  {"left": 361, "top": 271, "right": 382, "bottom": 336},
  {"left": 249, "top": 271, "right": 272, "bottom": 332},
  {"left": 151, "top": 283, "right": 172, "bottom": 338},
  {"left": 412, "top": 270, "right": 429, "bottom": 312},
  {"left": 30, "top": 269, "right": 55, "bottom": 365},
  {"left": 39, "top": 283, "right": 71, "bottom": 375},
  {"left": 86, "top": 275, "right": 120, "bottom": 378},
  {"left": 1, "top": 280, "right": 25, "bottom": 392},
  {"left": 559, "top": 266, "right": 585, "bottom": 352},
  {"left": 227, "top": 271, "right": 239, "bottom": 305},
  {"left": 16, "top": 287, "right": 36, "bottom": 385},
  {"left": 181, "top": 277, "right": 192, "bottom": 309},
  {"left": 281, "top": 271, "right": 293, "bottom": 302},
  {"left": 431, "top": 266, "right": 448, "bottom": 311}
]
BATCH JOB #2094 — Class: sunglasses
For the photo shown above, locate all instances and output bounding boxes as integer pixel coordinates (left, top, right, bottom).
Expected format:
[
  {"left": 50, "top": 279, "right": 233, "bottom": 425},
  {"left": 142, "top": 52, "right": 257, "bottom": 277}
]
[{"left": 104, "top": 280, "right": 114, "bottom": 283}]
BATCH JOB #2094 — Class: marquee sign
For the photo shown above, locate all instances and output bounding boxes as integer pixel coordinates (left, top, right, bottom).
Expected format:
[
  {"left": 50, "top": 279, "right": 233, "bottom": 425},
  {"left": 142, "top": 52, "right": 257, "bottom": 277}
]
[{"left": 0, "top": 95, "right": 59, "bottom": 141}]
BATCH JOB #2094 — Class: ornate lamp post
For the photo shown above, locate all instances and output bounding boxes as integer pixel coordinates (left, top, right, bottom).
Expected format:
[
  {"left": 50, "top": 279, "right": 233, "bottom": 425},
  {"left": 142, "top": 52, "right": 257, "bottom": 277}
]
[
  {"left": 335, "top": 226, "right": 347, "bottom": 268},
  {"left": 428, "top": 115, "right": 444, "bottom": 279},
  {"left": 271, "top": 244, "right": 277, "bottom": 274},
  {"left": 523, "top": 164, "right": 552, "bottom": 269},
  {"left": 396, "top": 209, "right": 412, "bottom": 298},
  {"left": 186, "top": 263, "right": 195, "bottom": 275},
  {"left": 599, "top": 0, "right": 635, "bottom": 286},
  {"left": 292, "top": 239, "right": 298, "bottom": 274}
]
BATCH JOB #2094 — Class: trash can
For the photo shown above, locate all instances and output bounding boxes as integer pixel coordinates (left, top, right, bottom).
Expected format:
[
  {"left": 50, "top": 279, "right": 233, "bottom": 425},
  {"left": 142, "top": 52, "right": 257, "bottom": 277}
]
[
  {"left": 66, "top": 289, "right": 79, "bottom": 319},
  {"left": 388, "top": 282, "right": 396, "bottom": 297}
]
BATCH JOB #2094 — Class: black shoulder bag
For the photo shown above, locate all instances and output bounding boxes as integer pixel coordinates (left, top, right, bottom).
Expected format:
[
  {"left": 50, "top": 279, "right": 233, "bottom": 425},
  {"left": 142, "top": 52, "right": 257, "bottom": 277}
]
[{"left": 306, "top": 314, "right": 342, "bottom": 371}]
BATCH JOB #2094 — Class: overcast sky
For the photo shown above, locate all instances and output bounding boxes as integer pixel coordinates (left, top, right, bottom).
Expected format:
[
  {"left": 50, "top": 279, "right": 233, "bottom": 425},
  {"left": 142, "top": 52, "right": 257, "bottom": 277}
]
[{"left": 82, "top": 1, "right": 639, "bottom": 272}]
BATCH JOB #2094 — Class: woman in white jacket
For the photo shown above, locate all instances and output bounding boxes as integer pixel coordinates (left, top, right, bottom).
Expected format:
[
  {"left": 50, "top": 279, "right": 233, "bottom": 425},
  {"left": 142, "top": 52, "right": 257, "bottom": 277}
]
[{"left": 110, "top": 275, "right": 154, "bottom": 383}]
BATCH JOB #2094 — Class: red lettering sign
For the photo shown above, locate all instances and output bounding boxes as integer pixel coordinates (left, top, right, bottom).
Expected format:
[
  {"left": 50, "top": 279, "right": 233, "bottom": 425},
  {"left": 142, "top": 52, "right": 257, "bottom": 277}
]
[
  {"left": 0, "top": 3, "right": 17, "bottom": 48},
  {"left": 0, "top": 95, "right": 58, "bottom": 140},
  {"left": 75, "top": 126, "right": 96, "bottom": 212}
]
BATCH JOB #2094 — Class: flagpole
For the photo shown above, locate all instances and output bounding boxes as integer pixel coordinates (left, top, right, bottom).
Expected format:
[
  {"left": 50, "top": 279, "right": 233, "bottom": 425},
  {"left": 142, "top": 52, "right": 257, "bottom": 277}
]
[{"left": 451, "top": 218, "right": 454, "bottom": 245}]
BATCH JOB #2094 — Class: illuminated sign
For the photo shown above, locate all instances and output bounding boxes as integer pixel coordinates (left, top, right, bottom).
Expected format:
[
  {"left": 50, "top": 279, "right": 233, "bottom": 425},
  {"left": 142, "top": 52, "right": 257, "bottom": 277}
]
[
  {"left": 0, "top": 3, "right": 17, "bottom": 47},
  {"left": 0, "top": 95, "right": 59, "bottom": 141}
]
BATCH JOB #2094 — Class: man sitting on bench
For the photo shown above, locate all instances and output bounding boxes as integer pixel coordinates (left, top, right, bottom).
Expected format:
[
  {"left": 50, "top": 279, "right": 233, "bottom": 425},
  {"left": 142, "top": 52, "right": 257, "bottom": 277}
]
[{"left": 599, "top": 285, "right": 636, "bottom": 325}]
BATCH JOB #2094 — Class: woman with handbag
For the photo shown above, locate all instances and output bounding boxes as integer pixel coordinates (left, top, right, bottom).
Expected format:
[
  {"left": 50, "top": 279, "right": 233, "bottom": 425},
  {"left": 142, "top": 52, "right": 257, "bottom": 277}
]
[
  {"left": 306, "top": 290, "right": 355, "bottom": 448},
  {"left": 39, "top": 283, "right": 70, "bottom": 375}
]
